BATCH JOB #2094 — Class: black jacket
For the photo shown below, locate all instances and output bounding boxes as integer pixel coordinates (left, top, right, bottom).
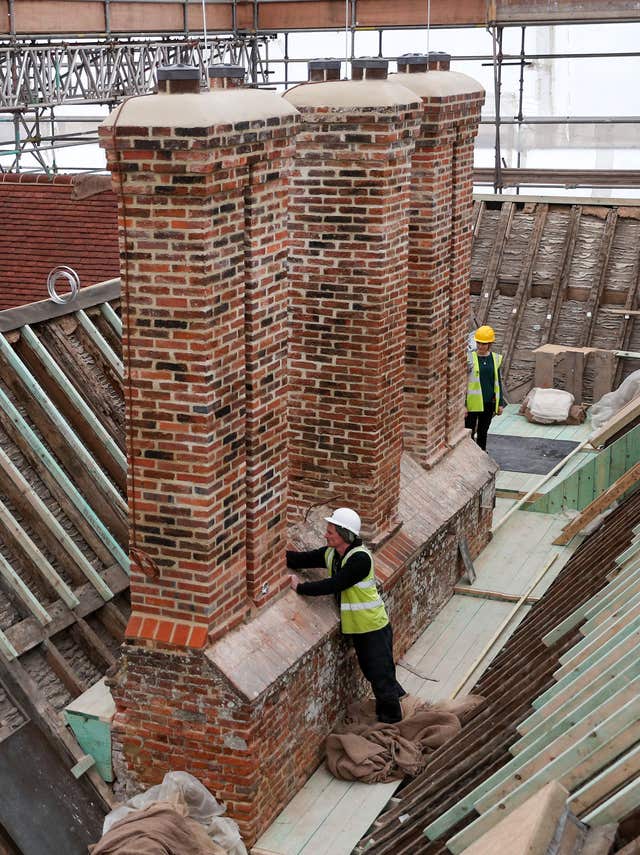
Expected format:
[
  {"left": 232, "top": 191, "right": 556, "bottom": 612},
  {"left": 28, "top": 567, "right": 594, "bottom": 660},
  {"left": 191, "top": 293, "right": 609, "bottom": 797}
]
[{"left": 286, "top": 538, "right": 371, "bottom": 596}]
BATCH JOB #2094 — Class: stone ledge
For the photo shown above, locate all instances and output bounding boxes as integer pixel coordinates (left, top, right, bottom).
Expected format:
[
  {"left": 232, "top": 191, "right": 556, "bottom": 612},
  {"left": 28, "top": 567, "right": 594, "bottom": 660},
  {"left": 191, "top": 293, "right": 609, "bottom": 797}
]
[{"left": 206, "top": 591, "right": 338, "bottom": 701}]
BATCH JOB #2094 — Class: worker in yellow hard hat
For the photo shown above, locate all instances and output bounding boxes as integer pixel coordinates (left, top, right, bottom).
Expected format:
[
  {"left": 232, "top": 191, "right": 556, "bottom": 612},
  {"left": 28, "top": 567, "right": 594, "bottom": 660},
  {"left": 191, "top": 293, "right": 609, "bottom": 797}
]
[{"left": 465, "top": 325, "right": 506, "bottom": 451}]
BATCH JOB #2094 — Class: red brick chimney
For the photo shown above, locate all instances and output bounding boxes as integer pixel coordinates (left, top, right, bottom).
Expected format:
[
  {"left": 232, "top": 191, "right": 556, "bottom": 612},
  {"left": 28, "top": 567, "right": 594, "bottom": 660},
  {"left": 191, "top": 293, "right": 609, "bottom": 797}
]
[
  {"left": 99, "top": 64, "right": 297, "bottom": 648},
  {"left": 284, "top": 59, "right": 421, "bottom": 542},
  {"left": 392, "top": 55, "right": 484, "bottom": 465}
]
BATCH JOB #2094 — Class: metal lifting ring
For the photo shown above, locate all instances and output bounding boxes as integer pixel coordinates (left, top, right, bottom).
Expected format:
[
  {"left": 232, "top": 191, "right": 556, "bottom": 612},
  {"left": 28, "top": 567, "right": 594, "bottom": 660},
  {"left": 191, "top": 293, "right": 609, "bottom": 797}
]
[{"left": 47, "top": 266, "right": 80, "bottom": 304}]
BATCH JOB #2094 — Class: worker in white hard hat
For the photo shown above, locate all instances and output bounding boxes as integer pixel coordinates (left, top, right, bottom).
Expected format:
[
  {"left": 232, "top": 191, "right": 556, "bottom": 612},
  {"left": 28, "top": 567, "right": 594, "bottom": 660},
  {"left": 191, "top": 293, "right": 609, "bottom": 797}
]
[
  {"left": 288, "top": 507, "right": 405, "bottom": 724},
  {"left": 465, "top": 325, "right": 506, "bottom": 451}
]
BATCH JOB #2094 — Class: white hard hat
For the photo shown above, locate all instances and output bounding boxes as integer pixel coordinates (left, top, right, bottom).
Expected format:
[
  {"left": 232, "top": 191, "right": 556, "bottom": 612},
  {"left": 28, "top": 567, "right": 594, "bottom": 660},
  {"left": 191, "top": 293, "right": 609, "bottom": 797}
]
[{"left": 324, "top": 507, "right": 361, "bottom": 536}]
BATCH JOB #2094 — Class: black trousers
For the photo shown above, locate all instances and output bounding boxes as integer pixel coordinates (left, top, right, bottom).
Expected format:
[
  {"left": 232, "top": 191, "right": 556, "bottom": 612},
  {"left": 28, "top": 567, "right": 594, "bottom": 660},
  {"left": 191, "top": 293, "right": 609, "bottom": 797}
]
[
  {"left": 351, "top": 623, "right": 405, "bottom": 723},
  {"left": 465, "top": 401, "right": 495, "bottom": 451}
]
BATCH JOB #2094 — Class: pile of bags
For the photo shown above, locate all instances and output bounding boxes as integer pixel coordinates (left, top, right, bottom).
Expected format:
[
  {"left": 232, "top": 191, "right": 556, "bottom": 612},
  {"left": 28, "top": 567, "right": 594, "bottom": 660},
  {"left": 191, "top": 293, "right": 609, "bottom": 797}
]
[{"left": 89, "top": 772, "right": 247, "bottom": 855}]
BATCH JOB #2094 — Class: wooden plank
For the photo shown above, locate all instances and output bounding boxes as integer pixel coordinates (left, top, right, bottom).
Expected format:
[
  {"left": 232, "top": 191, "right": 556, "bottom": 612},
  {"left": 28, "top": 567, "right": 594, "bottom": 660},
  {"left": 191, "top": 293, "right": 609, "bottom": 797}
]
[
  {"left": 70, "top": 754, "right": 96, "bottom": 779},
  {"left": 0, "top": 335, "right": 127, "bottom": 539},
  {"left": 556, "top": 602, "right": 640, "bottom": 680},
  {"left": 477, "top": 202, "right": 515, "bottom": 324},
  {"left": 542, "top": 205, "right": 581, "bottom": 344},
  {"left": 514, "top": 652, "right": 640, "bottom": 754},
  {"left": 582, "top": 774, "right": 640, "bottom": 826},
  {"left": 536, "top": 622, "right": 640, "bottom": 720},
  {"left": 447, "top": 702, "right": 640, "bottom": 853},
  {"left": 0, "top": 281, "right": 120, "bottom": 334},
  {"left": 0, "top": 384, "right": 128, "bottom": 571},
  {"left": 553, "top": 462, "right": 640, "bottom": 545},
  {"left": 502, "top": 204, "right": 548, "bottom": 379},
  {"left": 0, "top": 495, "right": 79, "bottom": 609},
  {"left": 97, "top": 601, "right": 128, "bottom": 639},
  {"left": 453, "top": 586, "right": 540, "bottom": 605},
  {"left": 613, "top": 237, "right": 640, "bottom": 388},
  {"left": 99, "top": 302, "right": 122, "bottom": 339},
  {"left": 42, "top": 640, "right": 87, "bottom": 698},
  {"left": 576, "top": 459, "right": 595, "bottom": 510},
  {"left": 458, "top": 537, "right": 476, "bottom": 584},
  {"left": 569, "top": 742, "right": 640, "bottom": 816}
]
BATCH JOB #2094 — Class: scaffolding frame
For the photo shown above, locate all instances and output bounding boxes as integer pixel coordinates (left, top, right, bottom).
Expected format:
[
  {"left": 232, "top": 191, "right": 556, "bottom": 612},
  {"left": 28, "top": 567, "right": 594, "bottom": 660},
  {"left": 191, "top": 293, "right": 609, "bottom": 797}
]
[{"left": 1, "top": 6, "right": 639, "bottom": 188}]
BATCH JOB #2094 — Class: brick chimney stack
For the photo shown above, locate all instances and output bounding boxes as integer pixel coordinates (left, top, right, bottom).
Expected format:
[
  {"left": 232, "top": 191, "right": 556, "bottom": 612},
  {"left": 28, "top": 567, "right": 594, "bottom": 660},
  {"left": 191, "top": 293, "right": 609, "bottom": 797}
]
[
  {"left": 391, "top": 56, "right": 484, "bottom": 466},
  {"left": 284, "top": 60, "right": 421, "bottom": 541},
  {"left": 99, "top": 64, "right": 297, "bottom": 648}
]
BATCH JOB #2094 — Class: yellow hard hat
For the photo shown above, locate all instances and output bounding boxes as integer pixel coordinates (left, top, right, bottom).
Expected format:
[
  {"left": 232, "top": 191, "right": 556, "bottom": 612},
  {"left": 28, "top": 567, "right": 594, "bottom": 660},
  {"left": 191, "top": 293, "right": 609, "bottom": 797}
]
[{"left": 474, "top": 325, "right": 495, "bottom": 344}]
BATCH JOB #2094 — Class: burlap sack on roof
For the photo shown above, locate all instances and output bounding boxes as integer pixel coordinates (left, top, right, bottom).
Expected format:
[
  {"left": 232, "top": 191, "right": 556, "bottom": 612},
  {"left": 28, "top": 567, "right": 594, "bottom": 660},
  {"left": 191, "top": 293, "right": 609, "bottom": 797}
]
[
  {"left": 325, "top": 694, "right": 485, "bottom": 784},
  {"left": 89, "top": 803, "right": 226, "bottom": 855}
]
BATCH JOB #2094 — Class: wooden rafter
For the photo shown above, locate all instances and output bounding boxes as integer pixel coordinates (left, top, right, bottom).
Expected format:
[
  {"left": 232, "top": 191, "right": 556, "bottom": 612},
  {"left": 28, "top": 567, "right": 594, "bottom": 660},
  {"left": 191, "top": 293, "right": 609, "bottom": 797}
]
[
  {"left": 0, "top": 496, "right": 79, "bottom": 609},
  {"left": 42, "top": 639, "right": 87, "bottom": 698},
  {"left": 17, "top": 325, "right": 126, "bottom": 491},
  {"left": 502, "top": 203, "right": 548, "bottom": 380},
  {"left": 0, "top": 388, "right": 125, "bottom": 570},
  {"left": 541, "top": 205, "right": 581, "bottom": 345},
  {"left": 73, "top": 617, "right": 116, "bottom": 671},
  {"left": 582, "top": 210, "right": 619, "bottom": 347},
  {"left": 0, "top": 335, "right": 127, "bottom": 532},
  {"left": 41, "top": 319, "right": 124, "bottom": 446},
  {"left": 477, "top": 201, "right": 515, "bottom": 324},
  {"left": 0, "top": 446, "right": 112, "bottom": 599},
  {"left": 613, "top": 237, "right": 640, "bottom": 388}
]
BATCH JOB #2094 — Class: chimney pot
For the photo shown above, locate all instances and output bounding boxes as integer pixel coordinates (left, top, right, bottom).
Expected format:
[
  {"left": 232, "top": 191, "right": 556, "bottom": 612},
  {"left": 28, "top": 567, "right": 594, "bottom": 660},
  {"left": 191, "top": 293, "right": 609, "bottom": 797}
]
[
  {"left": 156, "top": 64, "right": 201, "bottom": 94},
  {"left": 308, "top": 58, "right": 342, "bottom": 82},
  {"left": 208, "top": 63, "right": 246, "bottom": 89},
  {"left": 396, "top": 52, "right": 451, "bottom": 73},
  {"left": 351, "top": 57, "right": 389, "bottom": 81}
]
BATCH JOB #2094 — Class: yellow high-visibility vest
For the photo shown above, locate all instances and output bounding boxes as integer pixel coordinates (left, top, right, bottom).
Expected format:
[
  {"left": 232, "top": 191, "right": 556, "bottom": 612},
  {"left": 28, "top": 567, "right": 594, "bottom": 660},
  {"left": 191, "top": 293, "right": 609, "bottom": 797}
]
[
  {"left": 324, "top": 545, "right": 389, "bottom": 635},
  {"left": 466, "top": 350, "right": 502, "bottom": 414}
]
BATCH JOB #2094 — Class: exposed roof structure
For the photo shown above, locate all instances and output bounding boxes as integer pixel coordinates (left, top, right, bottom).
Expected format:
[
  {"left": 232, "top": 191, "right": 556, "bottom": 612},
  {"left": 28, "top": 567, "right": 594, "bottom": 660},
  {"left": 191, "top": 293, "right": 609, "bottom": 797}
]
[
  {"left": 471, "top": 196, "right": 640, "bottom": 402},
  {"left": 0, "top": 282, "right": 129, "bottom": 851},
  {"left": 0, "top": 174, "right": 119, "bottom": 311},
  {"left": 356, "top": 487, "right": 640, "bottom": 854}
]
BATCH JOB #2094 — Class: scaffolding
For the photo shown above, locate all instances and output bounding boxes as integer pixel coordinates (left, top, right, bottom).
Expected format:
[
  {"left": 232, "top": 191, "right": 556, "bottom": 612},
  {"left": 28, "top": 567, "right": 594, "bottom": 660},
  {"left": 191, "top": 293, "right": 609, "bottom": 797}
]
[{"left": 1, "top": 1, "right": 639, "bottom": 188}]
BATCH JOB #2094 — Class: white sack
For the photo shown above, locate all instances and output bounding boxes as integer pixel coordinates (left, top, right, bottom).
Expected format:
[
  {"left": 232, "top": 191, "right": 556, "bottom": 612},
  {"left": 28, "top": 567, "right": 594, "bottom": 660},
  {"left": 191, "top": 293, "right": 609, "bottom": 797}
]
[{"left": 523, "top": 388, "right": 574, "bottom": 424}]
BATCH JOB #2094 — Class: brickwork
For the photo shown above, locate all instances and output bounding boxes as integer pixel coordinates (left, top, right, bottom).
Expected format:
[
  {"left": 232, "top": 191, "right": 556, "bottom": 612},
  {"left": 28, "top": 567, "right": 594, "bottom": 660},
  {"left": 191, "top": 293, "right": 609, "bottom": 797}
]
[
  {"left": 99, "top": 85, "right": 297, "bottom": 645},
  {"left": 392, "top": 71, "right": 484, "bottom": 465},
  {"left": 284, "top": 80, "right": 422, "bottom": 540}
]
